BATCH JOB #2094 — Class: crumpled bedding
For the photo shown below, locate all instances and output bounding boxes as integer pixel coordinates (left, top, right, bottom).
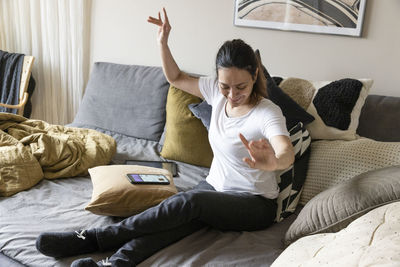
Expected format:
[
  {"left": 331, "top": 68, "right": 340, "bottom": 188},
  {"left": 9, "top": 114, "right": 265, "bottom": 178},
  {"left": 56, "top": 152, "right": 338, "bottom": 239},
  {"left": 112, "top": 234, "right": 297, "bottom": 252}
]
[
  {"left": 272, "top": 200, "right": 400, "bottom": 267},
  {"left": 0, "top": 113, "right": 116, "bottom": 196}
]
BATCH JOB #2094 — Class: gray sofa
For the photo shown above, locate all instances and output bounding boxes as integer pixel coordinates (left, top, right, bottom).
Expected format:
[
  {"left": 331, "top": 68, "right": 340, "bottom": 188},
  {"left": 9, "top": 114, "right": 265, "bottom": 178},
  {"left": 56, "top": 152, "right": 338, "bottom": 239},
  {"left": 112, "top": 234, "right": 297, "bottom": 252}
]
[{"left": 0, "top": 62, "right": 399, "bottom": 267}]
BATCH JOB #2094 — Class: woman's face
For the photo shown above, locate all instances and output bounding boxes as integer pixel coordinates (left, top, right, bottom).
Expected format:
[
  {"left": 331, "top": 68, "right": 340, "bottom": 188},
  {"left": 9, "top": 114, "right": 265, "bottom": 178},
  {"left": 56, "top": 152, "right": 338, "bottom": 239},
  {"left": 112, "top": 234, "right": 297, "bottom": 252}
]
[{"left": 217, "top": 67, "right": 256, "bottom": 107}]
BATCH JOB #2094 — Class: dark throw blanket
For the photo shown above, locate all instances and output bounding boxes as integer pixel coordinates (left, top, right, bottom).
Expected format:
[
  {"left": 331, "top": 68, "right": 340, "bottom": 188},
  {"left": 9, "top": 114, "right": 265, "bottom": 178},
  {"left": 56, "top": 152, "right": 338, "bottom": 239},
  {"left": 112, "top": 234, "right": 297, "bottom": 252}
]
[{"left": 0, "top": 50, "right": 25, "bottom": 114}]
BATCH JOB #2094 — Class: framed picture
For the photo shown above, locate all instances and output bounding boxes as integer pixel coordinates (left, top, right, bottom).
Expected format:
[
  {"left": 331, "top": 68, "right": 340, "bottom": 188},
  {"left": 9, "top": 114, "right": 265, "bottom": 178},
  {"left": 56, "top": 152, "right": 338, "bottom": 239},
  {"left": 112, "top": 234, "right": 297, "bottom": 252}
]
[{"left": 234, "top": 0, "right": 367, "bottom": 37}]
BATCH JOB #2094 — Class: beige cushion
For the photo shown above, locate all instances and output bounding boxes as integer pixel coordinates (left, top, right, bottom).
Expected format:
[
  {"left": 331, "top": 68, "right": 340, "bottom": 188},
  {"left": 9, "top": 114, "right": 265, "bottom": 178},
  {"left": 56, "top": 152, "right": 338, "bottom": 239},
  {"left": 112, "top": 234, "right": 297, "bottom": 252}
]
[
  {"left": 285, "top": 165, "right": 400, "bottom": 245},
  {"left": 85, "top": 165, "right": 178, "bottom": 217},
  {"left": 300, "top": 138, "right": 400, "bottom": 205}
]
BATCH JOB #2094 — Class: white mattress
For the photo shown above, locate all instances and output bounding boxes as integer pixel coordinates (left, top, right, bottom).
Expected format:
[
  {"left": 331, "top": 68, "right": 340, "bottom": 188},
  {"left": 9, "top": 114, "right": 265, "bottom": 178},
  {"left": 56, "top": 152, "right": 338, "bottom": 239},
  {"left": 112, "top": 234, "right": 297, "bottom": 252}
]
[{"left": 272, "top": 201, "right": 400, "bottom": 267}]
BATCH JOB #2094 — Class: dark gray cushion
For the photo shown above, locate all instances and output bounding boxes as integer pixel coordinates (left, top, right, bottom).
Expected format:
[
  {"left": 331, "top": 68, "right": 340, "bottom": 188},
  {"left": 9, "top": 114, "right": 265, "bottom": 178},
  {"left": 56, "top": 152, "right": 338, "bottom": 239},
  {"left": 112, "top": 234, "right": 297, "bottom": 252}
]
[
  {"left": 255, "top": 49, "right": 315, "bottom": 129},
  {"left": 72, "top": 62, "right": 169, "bottom": 141},
  {"left": 357, "top": 94, "right": 400, "bottom": 142},
  {"left": 188, "top": 101, "right": 212, "bottom": 130}
]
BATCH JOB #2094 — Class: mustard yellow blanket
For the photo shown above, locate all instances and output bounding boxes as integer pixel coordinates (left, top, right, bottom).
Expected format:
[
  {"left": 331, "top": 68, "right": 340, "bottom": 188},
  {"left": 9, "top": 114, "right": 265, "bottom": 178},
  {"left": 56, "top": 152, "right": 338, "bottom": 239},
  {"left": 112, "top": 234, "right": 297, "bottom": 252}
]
[{"left": 0, "top": 113, "right": 116, "bottom": 196}]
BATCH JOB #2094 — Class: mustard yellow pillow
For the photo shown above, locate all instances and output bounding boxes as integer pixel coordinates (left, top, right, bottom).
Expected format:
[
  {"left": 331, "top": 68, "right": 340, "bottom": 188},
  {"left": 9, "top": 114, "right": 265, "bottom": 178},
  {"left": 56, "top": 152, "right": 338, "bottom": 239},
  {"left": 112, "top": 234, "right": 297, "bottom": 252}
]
[
  {"left": 85, "top": 165, "right": 177, "bottom": 217},
  {"left": 160, "top": 86, "right": 213, "bottom": 167}
]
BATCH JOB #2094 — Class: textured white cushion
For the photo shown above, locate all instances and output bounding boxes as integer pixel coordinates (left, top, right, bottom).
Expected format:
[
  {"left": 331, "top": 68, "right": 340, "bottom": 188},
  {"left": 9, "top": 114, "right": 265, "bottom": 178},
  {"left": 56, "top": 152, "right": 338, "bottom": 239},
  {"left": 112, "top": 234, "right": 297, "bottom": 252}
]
[
  {"left": 278, "top": 77, "right": 373, "bottom": 140},
  {"left": 272, "top": 201, "right": 400, "bottom": 267},
  {"left": 300, "top": 138, "right": 400, "bottom": 205},
  {"left": 306, "top": 79, "right": 372, "bottom": 140}
]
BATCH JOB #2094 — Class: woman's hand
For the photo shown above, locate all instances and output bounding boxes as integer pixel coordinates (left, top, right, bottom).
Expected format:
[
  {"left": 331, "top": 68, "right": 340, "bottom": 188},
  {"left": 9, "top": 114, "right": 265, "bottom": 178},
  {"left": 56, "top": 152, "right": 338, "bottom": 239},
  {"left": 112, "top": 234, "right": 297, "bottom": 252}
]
[
  {"left": 239, "top": 133, "right": 279, "bottom": 171},
  {"left": 239, "top": 133, "right": 294, "bottom": 171},
  {"left": 147, "top": 8, "right": 171, "bottom": 46}
]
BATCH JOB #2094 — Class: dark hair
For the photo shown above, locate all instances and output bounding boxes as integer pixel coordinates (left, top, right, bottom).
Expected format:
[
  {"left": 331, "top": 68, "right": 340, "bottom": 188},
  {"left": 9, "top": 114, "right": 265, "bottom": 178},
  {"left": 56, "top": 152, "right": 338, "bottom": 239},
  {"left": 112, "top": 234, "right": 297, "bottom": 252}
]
[{"left": 215, "top": 39, "right": 267, "bottom": 105}]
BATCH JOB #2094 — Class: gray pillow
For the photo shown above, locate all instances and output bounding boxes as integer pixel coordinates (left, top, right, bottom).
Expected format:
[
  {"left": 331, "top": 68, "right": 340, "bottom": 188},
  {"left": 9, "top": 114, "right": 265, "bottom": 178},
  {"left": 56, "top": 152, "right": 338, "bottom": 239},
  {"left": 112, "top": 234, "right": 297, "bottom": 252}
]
[
  {"left": 72, "top": 62, "right": 169, "bottom": 141},
  {"left": 188, "top": 101, "right": 212, "bottom": 130},
  {"left": 285, "top": 165, "right": 400, "bottom": 245}
]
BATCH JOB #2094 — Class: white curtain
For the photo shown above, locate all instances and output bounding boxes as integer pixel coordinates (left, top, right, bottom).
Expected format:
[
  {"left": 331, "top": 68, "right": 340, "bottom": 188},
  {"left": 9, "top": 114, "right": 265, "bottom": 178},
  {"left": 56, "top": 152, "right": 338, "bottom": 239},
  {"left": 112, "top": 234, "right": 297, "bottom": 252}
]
[{"left": 0, "top": 0, "right": 92, "bottom": 125}]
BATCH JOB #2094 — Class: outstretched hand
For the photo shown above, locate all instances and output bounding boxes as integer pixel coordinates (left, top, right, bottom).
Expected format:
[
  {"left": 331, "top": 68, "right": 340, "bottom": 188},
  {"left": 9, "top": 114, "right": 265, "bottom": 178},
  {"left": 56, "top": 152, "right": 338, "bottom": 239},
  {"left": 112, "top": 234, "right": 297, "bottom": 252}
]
[
  {"left": 147, "top": 8, "right": 171, "bottom": 45},
  {"left": 239, "top": 133, "right": 279, "bottom": 171}
]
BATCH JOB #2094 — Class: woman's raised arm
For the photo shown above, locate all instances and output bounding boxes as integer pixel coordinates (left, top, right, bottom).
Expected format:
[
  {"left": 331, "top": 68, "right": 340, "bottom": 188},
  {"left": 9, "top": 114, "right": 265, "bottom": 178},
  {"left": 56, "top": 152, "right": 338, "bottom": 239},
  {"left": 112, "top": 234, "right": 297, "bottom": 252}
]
[{"left": 148, "top": 8, "right": 202, "bottom": 98}]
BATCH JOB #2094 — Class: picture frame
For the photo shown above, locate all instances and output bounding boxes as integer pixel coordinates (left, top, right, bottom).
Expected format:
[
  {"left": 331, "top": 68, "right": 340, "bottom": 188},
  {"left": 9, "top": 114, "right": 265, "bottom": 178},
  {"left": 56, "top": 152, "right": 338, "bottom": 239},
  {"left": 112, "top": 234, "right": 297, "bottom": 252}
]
[{"left": 234, "top": 0, "right": 367, "bottom": 37}]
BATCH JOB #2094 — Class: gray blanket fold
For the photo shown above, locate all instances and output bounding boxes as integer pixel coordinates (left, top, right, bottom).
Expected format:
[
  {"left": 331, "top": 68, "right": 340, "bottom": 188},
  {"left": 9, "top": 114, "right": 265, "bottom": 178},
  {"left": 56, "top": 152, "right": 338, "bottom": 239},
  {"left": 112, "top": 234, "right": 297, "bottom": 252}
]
[{"left": 0, "top": 50, "right": 24, "bottom": 114}]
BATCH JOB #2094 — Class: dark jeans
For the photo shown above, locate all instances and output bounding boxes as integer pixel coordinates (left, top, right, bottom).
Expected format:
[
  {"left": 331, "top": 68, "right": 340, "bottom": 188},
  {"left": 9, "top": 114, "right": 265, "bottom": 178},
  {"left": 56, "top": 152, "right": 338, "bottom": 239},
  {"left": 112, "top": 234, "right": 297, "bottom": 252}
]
[{"left": 94, "top": 181, "right": 277, "bottom": 266}]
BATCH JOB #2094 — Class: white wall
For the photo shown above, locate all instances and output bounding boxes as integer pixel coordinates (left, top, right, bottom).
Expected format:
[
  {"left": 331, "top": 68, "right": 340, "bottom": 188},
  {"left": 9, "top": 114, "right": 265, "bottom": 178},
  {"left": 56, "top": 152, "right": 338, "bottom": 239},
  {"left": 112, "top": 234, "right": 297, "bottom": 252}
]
[{"left": 91, "top": 0, "right": 400, "bottom": 97}]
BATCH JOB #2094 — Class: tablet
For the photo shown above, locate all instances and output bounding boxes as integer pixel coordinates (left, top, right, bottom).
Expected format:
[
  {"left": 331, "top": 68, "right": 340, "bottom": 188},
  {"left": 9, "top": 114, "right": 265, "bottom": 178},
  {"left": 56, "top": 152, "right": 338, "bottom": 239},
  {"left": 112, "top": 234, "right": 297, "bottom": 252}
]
[
  {"left": 125, "top": 160, "right": 178, "bottom": 177},
  {"left": 126, "top": 173, "right": 170, "bottom": 185}
]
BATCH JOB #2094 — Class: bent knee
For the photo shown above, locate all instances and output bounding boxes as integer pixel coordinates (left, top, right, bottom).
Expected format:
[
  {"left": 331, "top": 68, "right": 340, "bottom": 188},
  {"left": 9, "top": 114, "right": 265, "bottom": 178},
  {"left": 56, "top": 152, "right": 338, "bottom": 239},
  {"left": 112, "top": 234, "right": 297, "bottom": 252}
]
[{"left": 174, "top": 190, "right": 214, "bottom": 210}]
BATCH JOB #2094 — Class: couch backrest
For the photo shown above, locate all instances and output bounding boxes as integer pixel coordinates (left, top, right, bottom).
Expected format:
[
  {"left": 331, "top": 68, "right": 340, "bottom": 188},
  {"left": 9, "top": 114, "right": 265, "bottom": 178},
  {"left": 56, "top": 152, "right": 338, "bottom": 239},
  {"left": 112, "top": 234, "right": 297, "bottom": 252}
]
[{"left": 357, "top": 94, "right": 400, "bottom": 142}]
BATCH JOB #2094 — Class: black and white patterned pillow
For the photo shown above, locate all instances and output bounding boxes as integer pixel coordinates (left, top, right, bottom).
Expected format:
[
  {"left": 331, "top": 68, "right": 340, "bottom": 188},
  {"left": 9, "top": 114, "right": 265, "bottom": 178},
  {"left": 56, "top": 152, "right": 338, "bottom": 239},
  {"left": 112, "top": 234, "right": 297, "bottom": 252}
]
[
  {"left": 274, "top": 77, "right": 373, "bottom": 140},
  {"left": 275, "top": 122, "right": 311, "bottom": 222}
]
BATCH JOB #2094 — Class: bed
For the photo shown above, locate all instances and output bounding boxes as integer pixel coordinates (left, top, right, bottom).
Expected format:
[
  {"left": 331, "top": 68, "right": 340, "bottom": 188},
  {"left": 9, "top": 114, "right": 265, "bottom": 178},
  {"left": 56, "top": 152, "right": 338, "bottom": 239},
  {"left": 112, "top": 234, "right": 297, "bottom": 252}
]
[
  {"left": 1, "top": 62, "right": 399, "bottom": 267},
  {"left": 0, "top": 124, "right": 299, "bottom": 267}
]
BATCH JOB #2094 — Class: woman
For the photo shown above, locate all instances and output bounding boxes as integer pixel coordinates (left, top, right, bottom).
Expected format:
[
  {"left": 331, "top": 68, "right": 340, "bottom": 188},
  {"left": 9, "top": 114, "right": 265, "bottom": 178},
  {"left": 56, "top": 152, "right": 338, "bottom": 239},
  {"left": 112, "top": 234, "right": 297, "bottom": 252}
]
[{"left": 36, "top": 8, "right": 294, "bottom": 267}]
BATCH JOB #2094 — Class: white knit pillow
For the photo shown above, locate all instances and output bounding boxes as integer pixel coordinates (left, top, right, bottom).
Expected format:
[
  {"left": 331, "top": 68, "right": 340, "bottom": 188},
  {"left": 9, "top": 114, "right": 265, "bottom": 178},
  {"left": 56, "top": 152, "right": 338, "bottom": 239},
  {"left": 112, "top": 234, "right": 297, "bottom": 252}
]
[
  {"left": 300, "top": 138, "right": 400, "bottom": 205},
  {"left": 305, "top": 79, "right": 372, "bottom": 140},
  {"left": 278, "top": 77, "right": 373, "bottom": 140}
]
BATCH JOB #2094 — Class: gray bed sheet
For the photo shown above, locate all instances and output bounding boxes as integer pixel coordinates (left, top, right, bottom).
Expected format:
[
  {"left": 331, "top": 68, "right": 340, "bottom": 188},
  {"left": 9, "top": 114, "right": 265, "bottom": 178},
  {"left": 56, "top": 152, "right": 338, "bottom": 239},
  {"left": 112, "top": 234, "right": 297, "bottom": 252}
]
[{"left": 0, "top": 127, "right": 296, "bottom": 266}]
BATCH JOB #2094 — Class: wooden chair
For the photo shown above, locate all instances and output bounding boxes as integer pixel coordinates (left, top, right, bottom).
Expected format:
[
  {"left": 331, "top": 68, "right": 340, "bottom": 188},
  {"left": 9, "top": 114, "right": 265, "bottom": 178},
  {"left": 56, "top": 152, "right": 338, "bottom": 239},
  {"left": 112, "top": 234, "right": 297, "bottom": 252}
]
[{"left": 0, "top": 55, "right": 35, "bottom": 116}]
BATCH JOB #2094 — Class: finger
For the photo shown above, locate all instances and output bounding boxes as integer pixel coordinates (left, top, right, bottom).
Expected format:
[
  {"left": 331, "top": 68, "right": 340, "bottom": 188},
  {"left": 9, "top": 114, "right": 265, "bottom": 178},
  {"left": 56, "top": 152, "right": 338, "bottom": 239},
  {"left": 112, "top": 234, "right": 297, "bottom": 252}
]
[
  {"left": 243, "top": 157, "right": 255, "bottom": 168},
  {"left": 249, "top": 140, "right": 264, "bottom": 151},
  {"left": 255, "top": 138, "right": 270, "bottom": 149},
  {"left": 147, "top": 16, "right": 159, "bottom": 21},
  {"left": 247, "top": 146, "right": 262, "bottom": 162},
  {"left": 147, "top": 21, "right": 162, "bottom": 27},
  {"left": 239, "top": 133, "right": 250, "bottom": 150},
  {"left": 261, "top": 138, "right": 270, "bottom": 145},
  {"left": 158, "top": 11, "right": 162, "bottom": 21},
  {"left": 263, "top": 140, "right": 274, "bottom": 151},
  {"left": 147, "top": 15, "right": 161, "bottom": 22},
  {"left": 163, "top": 7, "right": 170, "bottom": 24},
  {"left": 147, "top": 17, "right": 162, "bottom": 26}
]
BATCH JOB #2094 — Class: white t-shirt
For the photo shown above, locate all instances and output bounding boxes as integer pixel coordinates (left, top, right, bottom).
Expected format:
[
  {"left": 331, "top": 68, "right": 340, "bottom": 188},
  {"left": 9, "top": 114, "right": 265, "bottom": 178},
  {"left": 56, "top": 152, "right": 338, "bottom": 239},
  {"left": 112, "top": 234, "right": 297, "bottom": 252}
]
[{"left": 198, "top": 76, "right": 289, "bottom": 199}]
